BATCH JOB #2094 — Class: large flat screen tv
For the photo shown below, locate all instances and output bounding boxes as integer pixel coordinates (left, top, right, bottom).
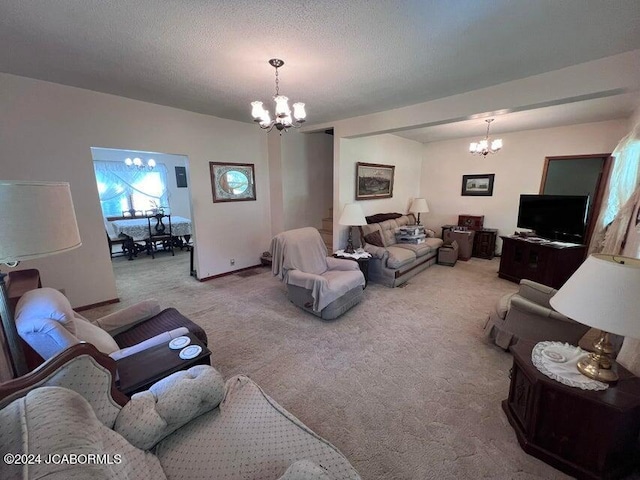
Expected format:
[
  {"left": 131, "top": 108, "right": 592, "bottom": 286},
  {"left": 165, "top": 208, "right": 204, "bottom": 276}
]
[{"left": 517, "top": 194, "right": 589, "bottom": 243}]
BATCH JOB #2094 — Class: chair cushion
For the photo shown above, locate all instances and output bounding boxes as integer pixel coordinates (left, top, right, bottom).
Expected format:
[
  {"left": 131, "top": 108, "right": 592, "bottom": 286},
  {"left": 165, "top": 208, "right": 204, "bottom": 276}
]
[
  {"left": 155, "top": 375, "right": 360, "bottom": 480},
  {"left": 115, "top": 365, "right": 225, "bottom": 450},
  {"left": 15, "top": 287, "right": 77, "bottom": 335},
  {"left": 386, "top": 246, "right": 416, "bottom": 269},
  {"left": 74, "top": 316, "right": 120, "bottom": 354}
]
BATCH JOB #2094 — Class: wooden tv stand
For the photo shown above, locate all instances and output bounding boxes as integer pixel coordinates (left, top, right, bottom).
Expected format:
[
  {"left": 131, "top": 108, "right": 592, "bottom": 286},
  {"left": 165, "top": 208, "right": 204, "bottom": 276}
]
[{"left": 498, "top": 236, "right": 586, "bottom": 289}]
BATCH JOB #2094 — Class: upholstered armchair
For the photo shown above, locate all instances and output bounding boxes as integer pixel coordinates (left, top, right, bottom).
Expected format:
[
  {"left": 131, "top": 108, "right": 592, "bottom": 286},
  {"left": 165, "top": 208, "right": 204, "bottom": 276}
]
[
  {"left": 0, "top": 343, "right": 361, "bottom": 480},
  {"left": 270, "top": 227, "right": 365, "bottom": 319},
  {"left": 15, "top": 287, "right": 206, "bottom": 369},
  {"left": 484, "top": 279, "right": 590, "bottom": 350}
]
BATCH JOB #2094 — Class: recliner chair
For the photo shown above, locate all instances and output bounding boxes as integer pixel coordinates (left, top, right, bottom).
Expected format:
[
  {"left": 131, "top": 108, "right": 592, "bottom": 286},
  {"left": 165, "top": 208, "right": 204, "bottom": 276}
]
[
  {"left": 15, "top": 287, "right": 207, "bottom": 369},
  {"left": 484, "top": 279, "right": 590, "bottom": 350},
  {"left": 270, "top": 227, "right": 365, "bottom": 320}
]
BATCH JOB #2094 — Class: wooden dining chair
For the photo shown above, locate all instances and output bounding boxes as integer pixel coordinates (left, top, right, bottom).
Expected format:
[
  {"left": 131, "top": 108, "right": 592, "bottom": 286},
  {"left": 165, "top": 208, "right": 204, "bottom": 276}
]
[{"left": 146, "top": 214, "right": 174, "bottom": 259}]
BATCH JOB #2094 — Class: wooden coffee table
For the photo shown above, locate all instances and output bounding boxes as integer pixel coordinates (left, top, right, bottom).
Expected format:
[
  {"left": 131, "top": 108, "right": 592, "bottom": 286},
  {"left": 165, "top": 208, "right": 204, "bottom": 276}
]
[{"left": 116, "top": 333, "right": 211, "bottom": 396}]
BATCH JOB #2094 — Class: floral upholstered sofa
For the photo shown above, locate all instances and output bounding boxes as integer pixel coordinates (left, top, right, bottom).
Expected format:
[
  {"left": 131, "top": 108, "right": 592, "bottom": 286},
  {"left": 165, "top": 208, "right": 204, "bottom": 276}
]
[{"left": 360, "top": 213, "right": 443, "bottom": 287}]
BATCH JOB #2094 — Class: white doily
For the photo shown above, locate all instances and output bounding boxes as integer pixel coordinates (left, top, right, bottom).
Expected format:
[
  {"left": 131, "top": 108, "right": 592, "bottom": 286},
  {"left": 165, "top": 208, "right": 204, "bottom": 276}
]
[{"left": 531, "top": 341, "right": 608, "bottom": 391}]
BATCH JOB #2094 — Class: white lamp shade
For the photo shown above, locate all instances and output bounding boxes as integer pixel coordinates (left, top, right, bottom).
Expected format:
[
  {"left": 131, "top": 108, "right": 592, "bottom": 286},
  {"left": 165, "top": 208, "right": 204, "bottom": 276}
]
[
  {"left": 549, "top": 254, "right": 640, "bottom": 339},
  {"left": 0, "top": 181, "right": 82, "bottom": 263},
  {"left": 410, "top": 198, "right": 429, "bottom": 214},
  {"left": 339, "top": 203, "right": 367, "bottom": 226}
]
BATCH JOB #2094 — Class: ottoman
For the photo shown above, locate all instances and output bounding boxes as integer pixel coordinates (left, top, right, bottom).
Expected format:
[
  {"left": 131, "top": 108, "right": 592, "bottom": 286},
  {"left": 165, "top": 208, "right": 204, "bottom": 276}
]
[{"left": 438, "top": 240, "right": 459, "bottom": 266}]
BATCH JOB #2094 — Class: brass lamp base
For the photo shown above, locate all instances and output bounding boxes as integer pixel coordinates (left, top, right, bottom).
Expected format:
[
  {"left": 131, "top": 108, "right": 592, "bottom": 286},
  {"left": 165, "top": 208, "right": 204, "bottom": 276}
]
[{"left": 577, "top": 330, "right": 618, "bottom": 383}]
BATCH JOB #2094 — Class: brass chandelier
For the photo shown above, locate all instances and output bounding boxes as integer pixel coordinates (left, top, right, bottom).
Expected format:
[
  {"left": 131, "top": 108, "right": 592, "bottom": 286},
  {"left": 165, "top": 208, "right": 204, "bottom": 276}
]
[
  {"left": 251, "top": 59, "right": 306, "bottom": 133},
  {"left": 469, "top": 119, "right": 503, "bottom": 156}
]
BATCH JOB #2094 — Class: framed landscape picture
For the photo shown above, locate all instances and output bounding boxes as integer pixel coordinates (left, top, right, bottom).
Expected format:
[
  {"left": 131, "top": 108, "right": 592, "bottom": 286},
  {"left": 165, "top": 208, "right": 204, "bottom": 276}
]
[
  {"left": 209, "top": 162, "right": 256, "bottom": 202},
  {"left": 461, "top": 174, "right": 495, "bottom": 196},
  {"left": 356, "top": 162, "right": 395, "bottom": 200}
]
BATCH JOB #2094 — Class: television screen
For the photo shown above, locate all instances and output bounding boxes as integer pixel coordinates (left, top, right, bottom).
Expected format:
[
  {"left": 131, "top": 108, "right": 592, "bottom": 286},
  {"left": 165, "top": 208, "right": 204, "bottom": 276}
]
[{"left": 517, "top": 195, "right": 589, "bottom": 242}]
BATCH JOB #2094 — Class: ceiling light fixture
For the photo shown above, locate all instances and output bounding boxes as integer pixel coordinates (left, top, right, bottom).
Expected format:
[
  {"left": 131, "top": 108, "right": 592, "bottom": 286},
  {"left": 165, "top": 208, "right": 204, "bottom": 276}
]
[
  {"left": 251, "top": 59, "right": 306, "bottom": 134},
  {"left": 124, "top": 157, "right": 156, "bottom": 170},
  {"left": 469, "top": 119, "right": 503, "bottom": 156}
]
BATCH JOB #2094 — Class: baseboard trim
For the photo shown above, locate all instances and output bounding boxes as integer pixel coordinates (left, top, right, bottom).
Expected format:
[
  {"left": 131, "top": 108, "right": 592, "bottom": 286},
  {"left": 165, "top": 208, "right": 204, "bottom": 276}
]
[
  {"left": 75, "top": 297, "right": 120, "bottom": 312},
  {"left": 199, "top": 264, "right": 264, "bottom": 282}
]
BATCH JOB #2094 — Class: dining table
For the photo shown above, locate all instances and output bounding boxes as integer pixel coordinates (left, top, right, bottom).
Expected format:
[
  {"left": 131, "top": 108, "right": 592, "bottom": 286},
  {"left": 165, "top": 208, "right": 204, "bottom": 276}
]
[
  {"left": 108, "top": 215, "right": 192, "bottom": 260},
  {"left": 109, "top": 215, "right": 192, "bottom": 239}
]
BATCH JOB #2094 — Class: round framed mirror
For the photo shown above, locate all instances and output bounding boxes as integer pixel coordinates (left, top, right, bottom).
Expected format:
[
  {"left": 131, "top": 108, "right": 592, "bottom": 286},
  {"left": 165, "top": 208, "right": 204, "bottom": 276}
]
[{"left": 221, "top": 170, "right": 249, "bottom": 195}]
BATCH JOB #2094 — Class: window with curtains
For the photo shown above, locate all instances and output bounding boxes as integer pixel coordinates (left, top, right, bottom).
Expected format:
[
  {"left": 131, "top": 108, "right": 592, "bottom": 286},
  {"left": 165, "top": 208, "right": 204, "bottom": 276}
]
[{"left": 93, "top": 161, "right": 169, "bottom": 217}]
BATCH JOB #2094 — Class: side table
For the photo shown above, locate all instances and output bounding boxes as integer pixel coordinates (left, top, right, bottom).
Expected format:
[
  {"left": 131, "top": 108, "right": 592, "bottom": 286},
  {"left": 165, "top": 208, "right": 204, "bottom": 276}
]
[
  {"left": 503, "top": 341, "right": 640, "bottom": 480},
  {"left": 116, "top": 333, "right": 211, "bottom": 396},
  {"left": 333, "top": 253, "right": 370, "bottom": 288}
]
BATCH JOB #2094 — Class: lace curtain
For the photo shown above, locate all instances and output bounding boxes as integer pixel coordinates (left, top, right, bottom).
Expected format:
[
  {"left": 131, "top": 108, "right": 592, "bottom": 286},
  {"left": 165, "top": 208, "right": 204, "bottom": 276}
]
[
  {"left": 589, "top": 122, "right": 640, "bottom": 256},
  {"left": 94, "top": 161, "right": 169, "bottom": 217}
]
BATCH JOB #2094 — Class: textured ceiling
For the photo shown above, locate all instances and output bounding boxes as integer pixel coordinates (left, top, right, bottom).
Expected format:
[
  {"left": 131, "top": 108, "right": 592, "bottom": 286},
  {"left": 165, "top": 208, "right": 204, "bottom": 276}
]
[{"left": 1, "top": 0, "right": 640, "bottom": 128}]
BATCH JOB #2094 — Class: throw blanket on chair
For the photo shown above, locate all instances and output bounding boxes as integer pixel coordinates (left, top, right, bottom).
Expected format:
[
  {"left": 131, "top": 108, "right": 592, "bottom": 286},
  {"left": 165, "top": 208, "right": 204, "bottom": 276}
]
[{"left": 270, "top": 227, "right": 364, "bottom": 312}]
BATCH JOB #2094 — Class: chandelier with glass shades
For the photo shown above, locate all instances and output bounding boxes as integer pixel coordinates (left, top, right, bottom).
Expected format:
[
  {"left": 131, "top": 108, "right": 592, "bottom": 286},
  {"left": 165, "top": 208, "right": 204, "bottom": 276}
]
[
  {"left": 251, "top": 59, "right": 306, "bottom": 133},
  {"left": 124, "top": 157, "right": 156, "bottom": 170},
  {"left": 469, "top": 119, "right": 503, "bottom": 156}
]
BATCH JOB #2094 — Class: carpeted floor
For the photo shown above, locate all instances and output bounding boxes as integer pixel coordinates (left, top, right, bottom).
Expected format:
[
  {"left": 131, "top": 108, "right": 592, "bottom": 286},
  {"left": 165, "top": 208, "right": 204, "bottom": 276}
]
[{"left": 86, "top": 250, "right": 579, "bottom": 479}]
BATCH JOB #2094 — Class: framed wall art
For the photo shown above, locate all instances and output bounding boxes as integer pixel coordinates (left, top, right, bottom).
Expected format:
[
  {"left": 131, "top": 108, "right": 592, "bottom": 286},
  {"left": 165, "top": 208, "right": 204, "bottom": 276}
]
[
  {"left": 209, "top": 162, "right": 256, "bottom": 203},
  {"left": 355, "top": 162, "right": 395, "bottom": 200},
  {"left": 461, "top": 174, "right": 495, "bottom": 196}
]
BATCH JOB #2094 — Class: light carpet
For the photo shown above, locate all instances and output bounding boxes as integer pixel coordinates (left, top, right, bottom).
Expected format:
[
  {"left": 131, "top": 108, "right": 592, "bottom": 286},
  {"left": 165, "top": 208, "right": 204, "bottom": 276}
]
[{"left": 86, "top": 250, "right": 585, "bottom": 479}]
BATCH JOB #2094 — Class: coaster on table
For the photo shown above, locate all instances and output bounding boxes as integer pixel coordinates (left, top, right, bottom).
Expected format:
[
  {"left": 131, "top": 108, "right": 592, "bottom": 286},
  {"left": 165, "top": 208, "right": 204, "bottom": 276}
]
[
  {"left": 169, "top": 336, "right": 191, "bottom": 350},
  {"left": 179, "top": 345, "right": 202, "bottom": 360}
]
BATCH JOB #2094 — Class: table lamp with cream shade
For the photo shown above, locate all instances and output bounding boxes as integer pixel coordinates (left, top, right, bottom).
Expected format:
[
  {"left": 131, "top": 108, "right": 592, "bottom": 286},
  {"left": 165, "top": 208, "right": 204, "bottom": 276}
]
[
  {"left": 338, "top": 203, "right": 367, "bottom": 254},
  {"left": 0, "top": 181, "right": 82, "bottom": 377},
  {"left": 549, "top": 254, "right": 640, "bottom": 382},
  {"left": 409, "top": 198, "right": 429, "bottom": 225}
]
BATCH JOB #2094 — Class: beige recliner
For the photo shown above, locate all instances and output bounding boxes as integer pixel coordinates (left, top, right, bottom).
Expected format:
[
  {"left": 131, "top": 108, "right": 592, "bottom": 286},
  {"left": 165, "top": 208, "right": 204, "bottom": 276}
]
[
  {"left": 484, "top": 279, "right": 590, "bottom": 350},
  {"left": 270, "top": 227, "right": 365, "bottom": 320}
]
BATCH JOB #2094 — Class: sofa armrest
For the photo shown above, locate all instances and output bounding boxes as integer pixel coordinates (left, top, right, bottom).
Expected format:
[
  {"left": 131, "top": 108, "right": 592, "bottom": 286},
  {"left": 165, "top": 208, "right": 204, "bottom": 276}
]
[
  {"left": 326, "top": 256, "right": 360, "bottom": 271},
  {"left": 510, "top": 295, "right": 573, "bottom": 323},
  {"left": 114, "top": 365, "right": 225, "bottom": 450},
  {"left": 92, "top": 300, "right": 161, "bottom": 336},
  {"left": 517, "top": 280, "right": 557, "bottom": 308},
  {"left": 109, "top": 327, "right": 188, "bottom": 361},
  {"left": 363, "top": 243, "right": 388, "bottom": 260}
]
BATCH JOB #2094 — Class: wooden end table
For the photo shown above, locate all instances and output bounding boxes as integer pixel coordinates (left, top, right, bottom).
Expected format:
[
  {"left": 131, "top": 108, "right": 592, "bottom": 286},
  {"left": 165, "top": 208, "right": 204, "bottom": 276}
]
[
  {"left": 503, "top": 341, "right": 640, "bottom": 480},
  {"left": 333, "top": 253, "right": 370, "bottom": 287},
  {"left": 116, "top": 333, "right": 211, "bottom": 396}
]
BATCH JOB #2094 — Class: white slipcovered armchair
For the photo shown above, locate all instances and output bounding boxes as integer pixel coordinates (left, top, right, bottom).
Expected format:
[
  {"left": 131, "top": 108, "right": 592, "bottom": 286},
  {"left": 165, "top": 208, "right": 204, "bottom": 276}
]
[
  {"left": 15, "top": 287, "right": 206, "bottom": 368},
  {"left": 270, "top": 227, "right": 365, "bottom": 319}
]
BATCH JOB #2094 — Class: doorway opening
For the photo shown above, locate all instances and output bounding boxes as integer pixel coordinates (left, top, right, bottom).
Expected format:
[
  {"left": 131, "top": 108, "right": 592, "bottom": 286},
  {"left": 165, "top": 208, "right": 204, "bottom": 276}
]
[
  {"left": 540, "top": 154, "right": 612, "bottom": 247},
  {"left": 90, "top": 147, "right": 195, "bottom": 285}
]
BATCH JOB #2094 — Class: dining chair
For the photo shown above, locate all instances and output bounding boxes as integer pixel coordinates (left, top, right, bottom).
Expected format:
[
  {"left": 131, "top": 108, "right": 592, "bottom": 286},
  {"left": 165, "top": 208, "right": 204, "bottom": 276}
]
[{"left": 146, "top": 214, "right": 174, "bottom": 259}]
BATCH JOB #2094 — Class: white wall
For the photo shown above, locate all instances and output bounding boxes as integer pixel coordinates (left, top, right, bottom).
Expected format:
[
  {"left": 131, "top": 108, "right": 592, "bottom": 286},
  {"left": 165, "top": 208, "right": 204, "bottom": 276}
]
[
  {"left": 420, "top": 119, "right": 628, "bottom": 252},
  {"left": 337, "top": 134, "right": 423, "bottom": 248},
  {"left": 281, "top": 132, "right": 333, "bottom": 231},
  {"left": 90, "top": 148, "right": 192, "bottom": 219},
  {"left": 0, "top": 73, "right": 269, "bottom": 307}
]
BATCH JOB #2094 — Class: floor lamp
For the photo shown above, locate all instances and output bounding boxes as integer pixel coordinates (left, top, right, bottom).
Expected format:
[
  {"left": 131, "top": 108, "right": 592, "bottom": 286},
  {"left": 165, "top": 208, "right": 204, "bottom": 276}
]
[{"left": 0, "top": 181, "right": 82, "bottom": 377}]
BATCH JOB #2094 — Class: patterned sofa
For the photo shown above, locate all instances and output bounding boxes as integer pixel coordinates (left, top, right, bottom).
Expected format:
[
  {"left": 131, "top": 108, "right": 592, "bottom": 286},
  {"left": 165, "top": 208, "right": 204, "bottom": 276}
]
[
  {"left": 360, "top": 213, "right": 443, "bottom": 287},
  {"left": 0, "top": 344, "right": 361, "bottom": 480}
]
